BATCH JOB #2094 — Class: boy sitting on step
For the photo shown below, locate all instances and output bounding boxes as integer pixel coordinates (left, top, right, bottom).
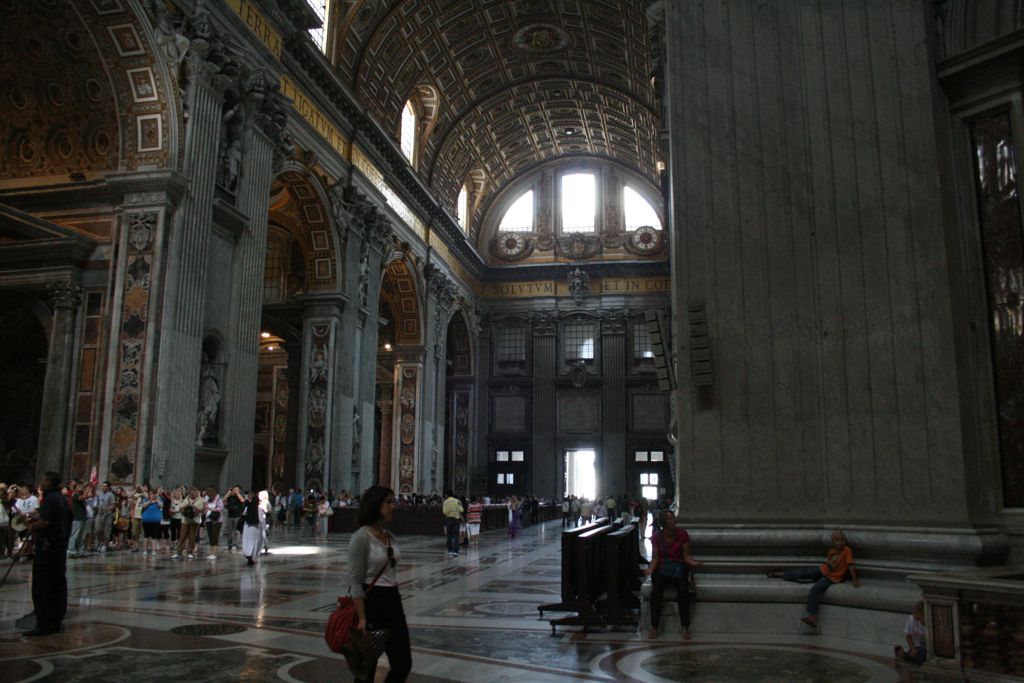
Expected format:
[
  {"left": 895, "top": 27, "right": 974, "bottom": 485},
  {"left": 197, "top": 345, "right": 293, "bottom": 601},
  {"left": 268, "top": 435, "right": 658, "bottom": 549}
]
[{"left": 767, "top": 529, "right": 861, "bottom": 628}]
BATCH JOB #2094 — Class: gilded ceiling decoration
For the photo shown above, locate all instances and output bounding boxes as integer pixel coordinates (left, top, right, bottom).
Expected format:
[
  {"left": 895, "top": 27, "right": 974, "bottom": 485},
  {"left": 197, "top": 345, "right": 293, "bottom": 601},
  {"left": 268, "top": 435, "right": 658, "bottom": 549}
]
[{"left": 330, "top": 0, "right": 658, "bottom": 241}]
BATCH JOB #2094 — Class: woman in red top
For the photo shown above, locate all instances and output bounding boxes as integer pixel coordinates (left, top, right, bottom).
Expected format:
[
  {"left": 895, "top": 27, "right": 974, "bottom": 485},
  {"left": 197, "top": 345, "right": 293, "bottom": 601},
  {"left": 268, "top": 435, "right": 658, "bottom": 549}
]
[
  {"left": 465, "top": 497, "right": 483, "bottom": 546},
  {"left": 647, "top": 510, "right": 703, "bottom": 639},
  {"left": 767, "top": 529, "right": 861, "bottom": 627}
]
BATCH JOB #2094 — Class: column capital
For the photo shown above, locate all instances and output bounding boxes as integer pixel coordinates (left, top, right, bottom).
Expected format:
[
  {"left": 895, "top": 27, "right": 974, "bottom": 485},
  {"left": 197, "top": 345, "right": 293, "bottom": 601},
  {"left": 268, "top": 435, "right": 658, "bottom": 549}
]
[{"left": 47, "top": 280, "right": 83, "bottom": 310}]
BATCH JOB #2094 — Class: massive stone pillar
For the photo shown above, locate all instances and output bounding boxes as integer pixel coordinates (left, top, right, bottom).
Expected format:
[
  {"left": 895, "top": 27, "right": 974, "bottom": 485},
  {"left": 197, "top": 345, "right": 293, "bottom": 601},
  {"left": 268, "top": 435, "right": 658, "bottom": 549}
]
[
  {"left": 531, "top": 312, "right": 558, "bottom": 498},
  {"left": 421, "top": 264, "right": 456, "bottom": 494},
  {"left": 220, "top": 119, "right": 279, "bottom": 490},
  {"left": 147, "top": 45, "right": 230, "bottom": 488},
  {"left": 600, "top": 311, "right": 627, "bottom": 497},
  {"left": 295, "top": 297, "right": 344, "bottom": 492},
  {"left": 329, "top": 187, "right": 394, "bottom": 494},
  {"left": 654, "top": 0, "right": 1006, "bottom": 565},
  {"left": 36, "top": 281, "right": 82, "bottom": 479}
]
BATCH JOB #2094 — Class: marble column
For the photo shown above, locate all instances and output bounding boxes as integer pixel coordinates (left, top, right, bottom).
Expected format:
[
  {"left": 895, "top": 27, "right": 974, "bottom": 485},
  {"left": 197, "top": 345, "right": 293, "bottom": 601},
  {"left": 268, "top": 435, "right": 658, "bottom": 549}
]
[
  {"left": 600, "top": 311, "right": 627, "bottom": 497},
  {"left": 531, "top": 312, "right": 558, "bottom": 498},
  {"left": 36, "top": 281, "right": 82, "bottom": 479}
]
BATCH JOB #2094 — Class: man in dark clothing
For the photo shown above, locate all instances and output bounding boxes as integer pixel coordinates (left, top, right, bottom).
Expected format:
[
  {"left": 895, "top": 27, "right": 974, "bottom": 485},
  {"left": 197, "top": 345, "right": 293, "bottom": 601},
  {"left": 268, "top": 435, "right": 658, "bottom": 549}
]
[{"left": 25, "top": 471, "right": 71, "bottom": 636}]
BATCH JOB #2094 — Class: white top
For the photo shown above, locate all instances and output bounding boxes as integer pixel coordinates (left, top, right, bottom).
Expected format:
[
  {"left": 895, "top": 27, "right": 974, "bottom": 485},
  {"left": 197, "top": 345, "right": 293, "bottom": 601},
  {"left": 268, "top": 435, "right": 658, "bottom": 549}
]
[
  {"left": 15, "top": 495, "right": 39, "bottom": 515},
  {"left": 904, "top": 615, "right": 926, "bottom": 648},
  {"left": 365, "top": 531, "right": 400, "bottom": 588}
]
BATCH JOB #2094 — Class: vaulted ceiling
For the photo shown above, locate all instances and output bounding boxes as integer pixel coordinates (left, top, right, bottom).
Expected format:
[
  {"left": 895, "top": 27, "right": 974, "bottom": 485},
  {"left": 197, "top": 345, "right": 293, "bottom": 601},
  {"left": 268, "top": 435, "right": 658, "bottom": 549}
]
[{"left": 329, "top": 0, "right": 660, "bottom": 240}]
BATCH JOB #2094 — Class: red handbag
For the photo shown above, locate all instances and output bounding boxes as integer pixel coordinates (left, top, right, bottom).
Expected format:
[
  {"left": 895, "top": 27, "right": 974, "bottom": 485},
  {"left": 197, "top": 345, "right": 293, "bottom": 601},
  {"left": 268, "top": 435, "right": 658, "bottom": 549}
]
[{"left": 325, "top": 557, "right": 389, "bottom": 653}]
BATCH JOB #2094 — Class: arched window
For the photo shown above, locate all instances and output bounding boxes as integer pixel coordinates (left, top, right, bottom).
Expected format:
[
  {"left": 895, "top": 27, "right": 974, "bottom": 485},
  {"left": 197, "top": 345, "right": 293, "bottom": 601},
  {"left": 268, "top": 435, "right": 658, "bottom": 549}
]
[
  {"left": 561, "top": 173, "right": 596, "bottom": 233},
  {"left": 457, "top": 184, "right": 469, "bottom": 230},
  {"left": 499, "top": 190, "right": 533, "bottom": 232},
  {"left": 400, "top": 100, "right": 416, "bottom": 163},
  {"left": 623, "top": 185, "right": 663, "bottom": 230},
  {"left": 305, "top": 0, "right": 331, "bottom": 52}
]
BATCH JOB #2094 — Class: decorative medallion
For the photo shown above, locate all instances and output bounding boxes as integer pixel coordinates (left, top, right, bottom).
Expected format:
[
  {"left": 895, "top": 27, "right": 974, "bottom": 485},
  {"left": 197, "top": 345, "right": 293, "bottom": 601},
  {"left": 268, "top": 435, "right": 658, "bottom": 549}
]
[
  {"left": 512, "top": 24, "right": 571, "bottom": 53},
  {"left": 626, "top": 226, "right": 665, "bottom": 255},
  {"left": 601, "top": 231, "right": 626, "bottom": 249},
  {"left": 555, "top": 234, "right": 602, "bottom": 260},
  {"left": 491, "top": 232, "right": 532, "bottom": 261}
]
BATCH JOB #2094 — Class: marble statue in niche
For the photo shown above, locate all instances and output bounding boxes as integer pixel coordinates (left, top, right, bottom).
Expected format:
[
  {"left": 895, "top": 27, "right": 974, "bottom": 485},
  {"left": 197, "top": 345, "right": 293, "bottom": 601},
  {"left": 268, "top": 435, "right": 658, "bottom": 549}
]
[{"left": 195, "top": 353, "right": 220, "bottom": 446}]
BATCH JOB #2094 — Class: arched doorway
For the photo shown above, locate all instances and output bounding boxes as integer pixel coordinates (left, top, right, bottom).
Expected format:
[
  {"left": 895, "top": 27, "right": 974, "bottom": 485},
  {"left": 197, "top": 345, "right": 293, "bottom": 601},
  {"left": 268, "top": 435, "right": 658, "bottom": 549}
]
[
  {"left": 253, "top": 170, "right": 340, "bottom": 494},
  {"left": 0, "top": 295, "right": 48, "bottom": 483},
  {"left": 374, "top": 259, "right": 423, "bottom": 495}
]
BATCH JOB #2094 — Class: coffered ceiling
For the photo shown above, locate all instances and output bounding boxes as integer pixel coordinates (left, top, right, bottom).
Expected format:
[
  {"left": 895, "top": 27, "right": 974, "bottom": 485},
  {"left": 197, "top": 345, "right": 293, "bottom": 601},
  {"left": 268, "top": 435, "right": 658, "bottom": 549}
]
[{"left": 329, "top": 0, "right": 660, "bottom": 240}]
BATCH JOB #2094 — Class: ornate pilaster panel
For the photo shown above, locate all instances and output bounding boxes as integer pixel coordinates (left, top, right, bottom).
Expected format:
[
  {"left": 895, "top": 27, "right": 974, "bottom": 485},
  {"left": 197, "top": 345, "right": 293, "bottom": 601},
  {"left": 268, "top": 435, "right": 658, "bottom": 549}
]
[
  {"left": 451, "top": 389, "right": 471, "bottom": 495},
  {"left": 107, "top": 209, "right": 162, "bottom": 484},
  {"left": 69, "top": 290, "right": 106, "bottom": 481},
  {"left": 394, "top": 361, "right": 422, "bottom": 495},
  {"left": 377, "top": 398, "right": 394, "bottom": 487},
  {"left": 301, "top": 319, "right": 335, "bottom": 492},
  {"left": 271, "top": 365, "right": 289, "bottom": 491}
]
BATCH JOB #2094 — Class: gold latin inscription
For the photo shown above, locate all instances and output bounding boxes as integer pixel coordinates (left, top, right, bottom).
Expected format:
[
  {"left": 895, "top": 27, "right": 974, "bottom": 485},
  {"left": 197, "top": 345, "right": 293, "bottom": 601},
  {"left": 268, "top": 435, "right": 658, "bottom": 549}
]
[
  {"left": 226, "top": 0, "right": 282, "bottom": 58},
  {"left": 600, "top": 277, "right": 671, "bottom": 293},
  {"left": 279, "top": 76, "right": 348, "bottom": 158}
]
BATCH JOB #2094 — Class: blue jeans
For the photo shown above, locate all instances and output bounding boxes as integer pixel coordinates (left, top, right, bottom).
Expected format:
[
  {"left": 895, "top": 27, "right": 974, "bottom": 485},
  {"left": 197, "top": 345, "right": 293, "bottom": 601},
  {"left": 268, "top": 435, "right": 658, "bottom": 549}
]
[
  {"left": 68, "top": 520, "right": 85, "bottom": 556},
  {"left": 445, "top": 518, "right": 461, "bottom": 553},
  {"left": 783, "top": 566, "right": 833, "bottom": 616}
]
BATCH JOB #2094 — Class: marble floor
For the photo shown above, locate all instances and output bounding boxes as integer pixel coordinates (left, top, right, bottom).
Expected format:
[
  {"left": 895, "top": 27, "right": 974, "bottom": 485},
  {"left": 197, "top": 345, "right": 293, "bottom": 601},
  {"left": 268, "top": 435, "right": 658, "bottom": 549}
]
[{"left": 0, "top": 520, "right": 945, "bottom": 682}]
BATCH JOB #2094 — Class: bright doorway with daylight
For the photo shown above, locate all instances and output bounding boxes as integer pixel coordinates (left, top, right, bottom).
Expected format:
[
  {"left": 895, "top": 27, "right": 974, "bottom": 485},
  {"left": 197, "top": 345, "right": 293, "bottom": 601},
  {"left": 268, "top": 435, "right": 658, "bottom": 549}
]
[{"left": 564, "top": 449, "right": 597, "bottom": 500}]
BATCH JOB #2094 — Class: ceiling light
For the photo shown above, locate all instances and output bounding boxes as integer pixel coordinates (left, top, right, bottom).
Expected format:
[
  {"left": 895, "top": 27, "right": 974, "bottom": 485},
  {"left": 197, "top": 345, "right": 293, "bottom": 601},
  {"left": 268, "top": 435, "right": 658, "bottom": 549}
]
[
  {"left": 261, "top": 331, "right": 270, "bottom": 338},
  {"left": 266, "top": 345, "right": 275, "bottom": 351},
  {"left": 384, "top": 343, "right": 392, "bottom": 351},
  {"left": 564, "top": 127, "right": 574, "bottom": 135}
]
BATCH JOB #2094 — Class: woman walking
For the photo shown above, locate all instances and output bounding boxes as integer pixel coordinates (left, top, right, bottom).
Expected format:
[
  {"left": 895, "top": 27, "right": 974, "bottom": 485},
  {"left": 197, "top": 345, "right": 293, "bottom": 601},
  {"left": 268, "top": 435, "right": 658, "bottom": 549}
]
[
  {"left": 347, "top": 486, "right": 411, "bottom": 682},
  {"left": 240, "top": 491, "right": 263, "bottom": 565},
  {"left": 507, "top": 495, "right": 522, "bottom": 538},
  {"left": 647, "top": 510, "right": 703, "bottom": 640},
  {"left": 258, "top": 490, "right": 271, "bottom": 554}
]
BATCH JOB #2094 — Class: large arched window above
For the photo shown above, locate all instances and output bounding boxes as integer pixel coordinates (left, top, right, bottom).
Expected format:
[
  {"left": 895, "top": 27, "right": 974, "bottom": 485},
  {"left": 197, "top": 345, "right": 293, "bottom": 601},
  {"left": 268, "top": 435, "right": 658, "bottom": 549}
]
[
  {"left": 499, "top": 190, "right": 534, "bottom": 232},
  {"left": 400, "top": 100, "right": 416, "bottom": 163},
  {"left": 561, "top": 173, "right": 596, "bottom": 233},
  {"left": 623, "top": 185, "right": 663, "bottom": 230}
]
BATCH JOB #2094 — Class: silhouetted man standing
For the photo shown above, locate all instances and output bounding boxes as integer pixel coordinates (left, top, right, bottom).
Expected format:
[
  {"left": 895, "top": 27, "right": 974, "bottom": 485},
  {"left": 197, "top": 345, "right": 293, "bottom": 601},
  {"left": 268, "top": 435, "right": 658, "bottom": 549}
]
[{"left": 25, "top": 471, "right": 70, "bottom": 636}]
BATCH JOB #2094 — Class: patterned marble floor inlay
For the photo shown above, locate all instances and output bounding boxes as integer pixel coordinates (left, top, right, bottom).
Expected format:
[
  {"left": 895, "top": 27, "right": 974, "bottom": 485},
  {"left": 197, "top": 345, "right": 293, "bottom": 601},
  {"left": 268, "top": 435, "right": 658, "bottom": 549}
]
[{"left": 0, "top": 521, "right": 932, "bottom": 682}]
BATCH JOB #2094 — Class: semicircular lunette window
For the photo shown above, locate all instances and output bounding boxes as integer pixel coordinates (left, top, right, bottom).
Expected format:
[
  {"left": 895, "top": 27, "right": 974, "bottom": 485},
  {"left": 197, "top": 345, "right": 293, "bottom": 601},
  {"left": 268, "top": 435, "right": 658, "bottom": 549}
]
[
  {"left": 499, "top": 189, "right": 533, "bottom": 232},
  {"left": 624, "top": 185, "right": 662, "bottom": 230}
]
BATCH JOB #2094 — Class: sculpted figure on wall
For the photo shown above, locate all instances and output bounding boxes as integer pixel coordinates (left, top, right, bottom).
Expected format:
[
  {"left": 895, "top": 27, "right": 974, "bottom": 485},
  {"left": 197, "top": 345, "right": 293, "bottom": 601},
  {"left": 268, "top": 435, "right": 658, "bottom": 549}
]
[{"left": 195, "top": 354, "right": 220, "bottom": 447}]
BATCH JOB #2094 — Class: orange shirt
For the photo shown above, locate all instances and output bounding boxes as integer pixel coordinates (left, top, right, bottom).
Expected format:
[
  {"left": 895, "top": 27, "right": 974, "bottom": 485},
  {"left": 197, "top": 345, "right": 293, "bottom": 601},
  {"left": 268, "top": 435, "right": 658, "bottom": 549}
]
[{"left": 819, "top": 546, "right": 854, "bottom": 583}]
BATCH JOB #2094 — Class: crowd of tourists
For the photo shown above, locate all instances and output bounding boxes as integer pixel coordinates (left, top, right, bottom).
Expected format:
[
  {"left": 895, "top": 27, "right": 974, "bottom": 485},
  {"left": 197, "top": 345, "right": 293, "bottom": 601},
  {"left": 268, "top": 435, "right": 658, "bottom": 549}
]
[{"left": 1, "top": 480, "right": 294, "bottom": 564}]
